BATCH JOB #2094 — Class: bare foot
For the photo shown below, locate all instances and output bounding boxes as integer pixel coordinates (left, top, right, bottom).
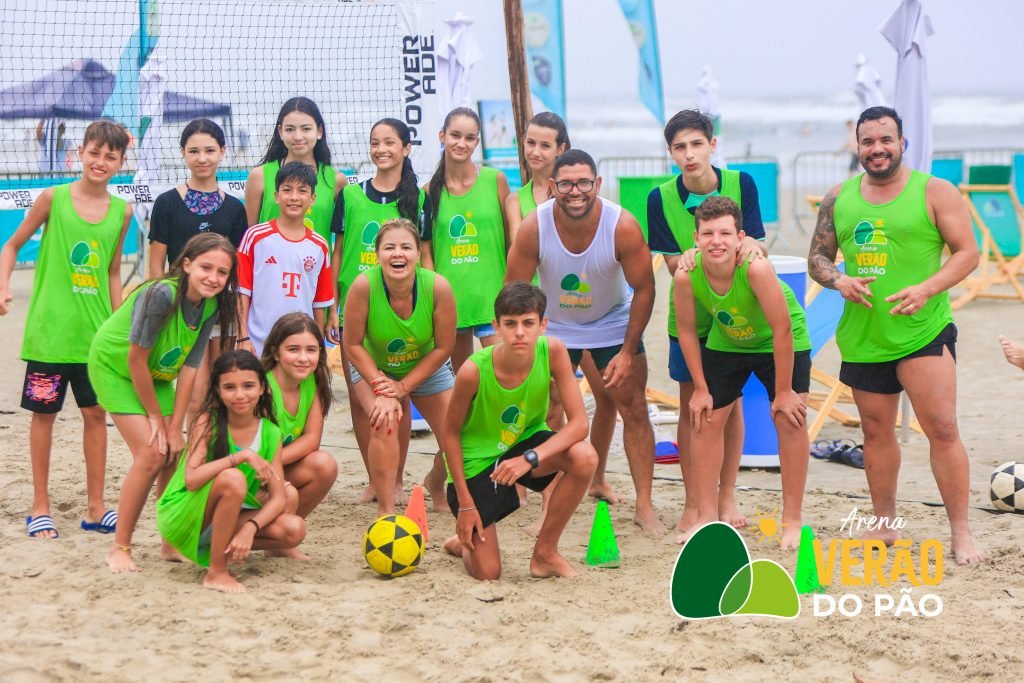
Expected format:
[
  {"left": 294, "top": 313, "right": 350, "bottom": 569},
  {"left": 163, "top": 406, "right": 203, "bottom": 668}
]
[
  {"left": 529, "top": 549, "right": 578, "bottom": 578},
  {"left": 523, "top": 508, "right": 547, "bottom": 538},
  {"left": 998, "top": 335, "right": 1024, "bottom": 369},
  {"left": 675, "top": 505, "right": 700, "bottom": 533},
  {"left": 718, "top": 501, "right": 749, "bottom": 529},
  {"left": 393, "top": 485, "right": 408, "bottom": 508},
  {"left": 352, "top": 484, "right": 377, "bottom": 505},
  {"left": 588, "top": 482, "right": 622, "bottom": 505},
  {"left": 951, "top": 531, "right": 987, "bottom": 565},
  {"left": 442, "top": 535, "right": 463, "bottom": 558},
  {"left": 202, "top": 570, "right": 245, "bottom": 593},
  {"left": 423, "top": 471, "right": 449, "bottom": 512},
  {"left": 160, "top": 541, "right": 188, "bottom": 563},
  {"left": 676, "top": 518, "right": 716, "bottom": 545},
  {"left": 633, "top": 507, "right": 668, "bottom": 535},
  {"left": 264, "top": 547, "right": 312, "bottom": 560},
  {"left": 862, "top": 527, "right": 901, "bottom": 547},
  {"left": 780, "top": 524, "right": 802, "bottom": 549},
  {"left": 107, "top": 546, "right": 139, "bottom": 573}
]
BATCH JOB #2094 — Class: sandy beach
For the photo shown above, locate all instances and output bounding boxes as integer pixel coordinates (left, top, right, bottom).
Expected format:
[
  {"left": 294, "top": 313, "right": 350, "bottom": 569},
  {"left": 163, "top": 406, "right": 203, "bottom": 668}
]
[{"left": 1, "top": 246, "right": 1023, "bottom": 683}]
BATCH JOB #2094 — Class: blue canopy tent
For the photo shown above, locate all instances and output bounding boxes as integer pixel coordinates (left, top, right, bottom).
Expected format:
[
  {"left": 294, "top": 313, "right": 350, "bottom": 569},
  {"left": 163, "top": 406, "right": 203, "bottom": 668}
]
[{"left": 0, "top": 61, "right": 233, "bottom": 264}]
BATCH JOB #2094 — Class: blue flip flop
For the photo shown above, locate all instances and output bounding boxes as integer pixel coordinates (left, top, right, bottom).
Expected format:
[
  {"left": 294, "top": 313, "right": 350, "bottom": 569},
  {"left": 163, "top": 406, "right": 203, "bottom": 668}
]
[
  {"left": 81, "top": 509, "right": 117, "bottom": 534},
  {"left": 26, "top": 515, "right": 60, "bottom": 539}
]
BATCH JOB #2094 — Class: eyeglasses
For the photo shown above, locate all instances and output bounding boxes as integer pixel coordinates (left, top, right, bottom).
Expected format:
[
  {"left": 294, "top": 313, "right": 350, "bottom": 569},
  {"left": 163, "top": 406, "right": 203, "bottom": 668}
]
[{"left": 554, "top": 178, "right": 596, "bottom": 194}]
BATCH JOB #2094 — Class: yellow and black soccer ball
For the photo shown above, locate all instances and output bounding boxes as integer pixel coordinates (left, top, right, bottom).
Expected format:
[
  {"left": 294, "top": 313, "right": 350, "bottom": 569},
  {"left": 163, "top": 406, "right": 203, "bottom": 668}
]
[{"left": 363, "top": 514, "right": 424, "bottom": 577}]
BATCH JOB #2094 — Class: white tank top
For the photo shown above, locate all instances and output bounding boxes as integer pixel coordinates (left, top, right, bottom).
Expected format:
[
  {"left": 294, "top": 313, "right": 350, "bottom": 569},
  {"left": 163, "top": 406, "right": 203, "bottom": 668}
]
[{"left": 536, "top": 198, "right": 632, "bottom": 349}]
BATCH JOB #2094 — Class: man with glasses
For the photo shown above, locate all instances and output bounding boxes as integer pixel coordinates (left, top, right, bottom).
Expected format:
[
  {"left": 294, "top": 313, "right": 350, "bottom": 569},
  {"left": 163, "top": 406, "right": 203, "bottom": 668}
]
[{"left": 506, "top": 149, "right": 665, "bottom": 534}]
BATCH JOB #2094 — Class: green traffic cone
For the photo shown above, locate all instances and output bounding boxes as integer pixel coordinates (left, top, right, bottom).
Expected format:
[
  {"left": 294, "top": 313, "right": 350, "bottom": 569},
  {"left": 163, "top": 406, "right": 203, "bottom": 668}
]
[
  {"left": 795, "top": 524, "right": 825, "bottom": 594},
  {"left": 585, "top": 500, "right": 620, "bottom": 567}
]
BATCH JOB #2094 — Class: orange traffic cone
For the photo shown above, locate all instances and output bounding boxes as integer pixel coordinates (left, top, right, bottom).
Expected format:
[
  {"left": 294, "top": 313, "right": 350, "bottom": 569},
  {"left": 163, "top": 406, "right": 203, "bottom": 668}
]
[{"left": 404, "top": 484, "right": 429, "bottom": 542}]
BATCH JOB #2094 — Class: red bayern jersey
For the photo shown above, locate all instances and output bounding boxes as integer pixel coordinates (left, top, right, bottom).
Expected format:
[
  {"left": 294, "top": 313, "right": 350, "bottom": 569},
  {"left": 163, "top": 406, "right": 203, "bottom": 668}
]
[{"left": 238, "top": 220, "right": 334, "bottom": 354}]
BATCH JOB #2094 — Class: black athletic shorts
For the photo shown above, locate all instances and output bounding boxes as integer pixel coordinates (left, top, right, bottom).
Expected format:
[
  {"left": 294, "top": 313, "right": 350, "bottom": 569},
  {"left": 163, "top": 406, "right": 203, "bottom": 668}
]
[
  {"left": 839, "top": 323, "right": 957, "bottom": 395},
  {"left": 447, "top": 430, "right": 557, "bottom": 528},
  {"left": 21, "top": 361, "right": 99, "bottom": 413},
  {"left": 567, "top": 340, "right": 646, "bottom": 370},
  {"left": 702, "top": 347, "right": 812, "bottom": 410}
]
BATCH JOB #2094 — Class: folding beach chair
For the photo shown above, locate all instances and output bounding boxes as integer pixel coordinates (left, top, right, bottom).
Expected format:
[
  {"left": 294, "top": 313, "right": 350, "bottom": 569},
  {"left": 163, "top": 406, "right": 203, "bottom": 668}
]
[{"left": 950, "top": 184, "right": 1024, "bottom": 309}]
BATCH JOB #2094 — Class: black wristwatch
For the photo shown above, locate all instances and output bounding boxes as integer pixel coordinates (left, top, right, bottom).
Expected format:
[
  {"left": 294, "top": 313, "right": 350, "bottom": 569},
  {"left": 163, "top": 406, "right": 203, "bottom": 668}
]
[{"left": 523, "top": 449, "right": 540, "bottom": 469}]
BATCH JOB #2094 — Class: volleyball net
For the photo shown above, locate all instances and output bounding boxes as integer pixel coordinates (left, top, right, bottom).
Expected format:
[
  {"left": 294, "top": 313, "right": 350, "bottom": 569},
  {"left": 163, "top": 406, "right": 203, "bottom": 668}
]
[{"left": 0, "top": 0, "right": 441, "bottom": 209}]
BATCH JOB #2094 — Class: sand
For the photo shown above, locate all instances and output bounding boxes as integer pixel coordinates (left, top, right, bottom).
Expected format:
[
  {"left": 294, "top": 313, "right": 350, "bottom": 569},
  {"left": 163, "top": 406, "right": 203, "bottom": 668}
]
[{"left": 1, "top": 248, "right": 1023, "bottom": 683}]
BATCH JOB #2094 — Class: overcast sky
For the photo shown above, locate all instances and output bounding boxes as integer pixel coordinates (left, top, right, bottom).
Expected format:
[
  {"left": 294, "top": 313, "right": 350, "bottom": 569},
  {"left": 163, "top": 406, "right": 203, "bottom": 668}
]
[{"left": 435, "top": 0, "right": 1023, "bottom": 101}]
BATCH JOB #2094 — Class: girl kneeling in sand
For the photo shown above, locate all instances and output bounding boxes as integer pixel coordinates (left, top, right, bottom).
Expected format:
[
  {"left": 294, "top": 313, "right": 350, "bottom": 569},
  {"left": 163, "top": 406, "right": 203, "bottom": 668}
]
[
  {"left": 157, "top": 350, "right": 306, "bottom": 593},
  {"left": 343, "top": 218, "right": 457, "bottom": 516},
  {"left": 261, "top": 313, "right": 338, "bottom": 554}
]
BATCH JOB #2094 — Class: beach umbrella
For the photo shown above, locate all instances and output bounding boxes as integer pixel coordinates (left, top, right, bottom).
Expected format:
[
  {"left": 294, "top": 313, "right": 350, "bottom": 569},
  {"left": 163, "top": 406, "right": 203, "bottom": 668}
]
[
  {"left": 437, "top": 11, "right": 482, "bottom": 116},
  {"left": 853, "top": 53, "right": 886, "bottom": 109},
  {"left": 880, "top": 0, "right": 934, "bottom": 172},
  {"left": 696, "top": 65, "right": 725, "bottom": 167}
]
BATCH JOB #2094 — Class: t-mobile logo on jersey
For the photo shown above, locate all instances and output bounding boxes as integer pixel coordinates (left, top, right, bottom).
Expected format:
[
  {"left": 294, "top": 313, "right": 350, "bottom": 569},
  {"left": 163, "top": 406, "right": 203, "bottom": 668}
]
[{"left": 281, "top": 272, "right": 302, "bottom": 298}]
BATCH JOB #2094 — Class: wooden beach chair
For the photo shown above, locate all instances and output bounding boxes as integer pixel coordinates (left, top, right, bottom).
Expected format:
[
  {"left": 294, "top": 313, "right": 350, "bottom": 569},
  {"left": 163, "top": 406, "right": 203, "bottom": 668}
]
[{"left": 950, "top": 184, "right": 1024, "bottom": 309}]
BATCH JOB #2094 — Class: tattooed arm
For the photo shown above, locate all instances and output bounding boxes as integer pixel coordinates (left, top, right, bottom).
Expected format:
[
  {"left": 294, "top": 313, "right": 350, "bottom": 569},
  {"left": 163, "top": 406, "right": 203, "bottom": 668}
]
[
  {"left": 807, "top": 188, "right": 842, "bottom": 287},
  {"left": 807, "top": 185, "right": 875, "bottom": 307}
]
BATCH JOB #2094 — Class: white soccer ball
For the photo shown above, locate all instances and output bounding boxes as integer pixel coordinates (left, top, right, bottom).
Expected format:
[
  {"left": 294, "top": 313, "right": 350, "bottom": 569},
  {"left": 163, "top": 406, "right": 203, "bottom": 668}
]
[{"left": 990, "top": 461, "right": 1024, "bottom": 513}]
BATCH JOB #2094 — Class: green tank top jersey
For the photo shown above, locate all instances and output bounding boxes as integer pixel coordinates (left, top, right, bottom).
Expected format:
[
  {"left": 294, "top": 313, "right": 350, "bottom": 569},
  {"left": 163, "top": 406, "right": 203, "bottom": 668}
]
[
  {"left": 660, "top": 170, "right": 742, "bottom": 340},
  {"left": 433, "top": 166, "right": 506, "bottom": 328},
  {"left": 268, "top": 372, "right": 316, "bottom": 446},
  {"left": 689, "top": 256, "right": 811, "bottom": 354},
  {"left": 88, "top": 280, "right": 218, "bottom": 414},
  {"left": 450, "top": 337, "right": 551, "bottom": 482},
  {"left": 22, "top": 184, "right": 127, "bottom": 363},
  {"left": 156, "top": 418, "right": 282, "bottom": 567},
  {"left": 834, "top": 170, "right": 951, "bottom": 362},
  {"left": 259, "top": 160, "right": 337, "bottom": 245},
  {"left": 336, "top": 183, "right": 427, "bottom": 325},
  {"left": 363, "top": 266, "right": 437, "bottom": 379},
  {"left": 518, "top": 180, "right": 537, "bottom": 218}
]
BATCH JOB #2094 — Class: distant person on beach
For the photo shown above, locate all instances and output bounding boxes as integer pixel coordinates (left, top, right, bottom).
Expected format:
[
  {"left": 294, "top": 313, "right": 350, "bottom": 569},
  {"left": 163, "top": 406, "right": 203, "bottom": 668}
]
[
  {"left": 506, "top": 149, "right": 665, "bottom": 535},
  {"left": 244, "top": 97, "right": 347, "bottom": 244},
  {"left": 674, "top": 197, "right": 810, "bottom": 548},
  {"left": 156, "top": 350, "right": 306, "bottom": 594},
  {"left": 839, "top": 120, "right": 859, "bottom": 177},
  {"left": 646, "top": 109, "right": 767, "bottom": 535},
  {"left": 998, "top": 335, "right": 1024, "bottom": 369},
  {"left": 0, "top": 121, "right": 133, "bottom": 541},
  {"left": 442, "top": 283, "right": 597, "bottom": 579},
  {"left": 808, "top": 105, "right": 986, "bottom": 565},
  {"left": 35, "top": 118, "right": 70, "bottom": 173}
]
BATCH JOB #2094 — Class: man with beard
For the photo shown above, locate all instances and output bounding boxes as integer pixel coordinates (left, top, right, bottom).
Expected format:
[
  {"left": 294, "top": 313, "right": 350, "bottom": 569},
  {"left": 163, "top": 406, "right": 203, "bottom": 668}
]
[
  {"left": 807, "top": 106, "right": 985, "bottom": 565},
  {"left": 505, "top": 149, "right": 665, "bottom": 534}
]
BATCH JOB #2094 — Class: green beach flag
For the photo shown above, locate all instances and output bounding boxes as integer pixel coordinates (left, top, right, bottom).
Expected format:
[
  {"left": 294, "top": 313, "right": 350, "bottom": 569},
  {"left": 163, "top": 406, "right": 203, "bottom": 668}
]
[
  {"left": 795, "top": 525, "right": 825, "bottom": 594},
  {"left": 585, "top": 500, "right": 620, "bottom": 567}
]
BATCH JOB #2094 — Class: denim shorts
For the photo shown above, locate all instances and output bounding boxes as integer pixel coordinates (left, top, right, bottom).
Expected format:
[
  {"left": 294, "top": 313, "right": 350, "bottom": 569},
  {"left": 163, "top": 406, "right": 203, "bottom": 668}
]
[
  {"left": 349, "top": 359, "right": 456, "bottom": 397},
  {"left": 458, "top": 323, "right": 496, "bottom": 339}
]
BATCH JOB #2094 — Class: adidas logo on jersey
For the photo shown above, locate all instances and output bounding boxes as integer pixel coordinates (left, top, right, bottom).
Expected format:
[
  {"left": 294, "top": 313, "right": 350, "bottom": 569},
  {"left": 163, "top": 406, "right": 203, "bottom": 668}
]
[{"left": 265, "top": 255, "right": 278, "bottom": 264}]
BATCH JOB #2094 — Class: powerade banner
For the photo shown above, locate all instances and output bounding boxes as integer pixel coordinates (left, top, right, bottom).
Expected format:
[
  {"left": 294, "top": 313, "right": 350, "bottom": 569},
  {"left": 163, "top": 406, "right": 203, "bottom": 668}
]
[
  {"left": 522, "top": 0, "right": 566, "bottom": 118},
  {"left": 616, "top": 0, "right": 665, "bottom": 123},
  {"left": 395, "top": 0, "right": 442, "bottom": 183}
]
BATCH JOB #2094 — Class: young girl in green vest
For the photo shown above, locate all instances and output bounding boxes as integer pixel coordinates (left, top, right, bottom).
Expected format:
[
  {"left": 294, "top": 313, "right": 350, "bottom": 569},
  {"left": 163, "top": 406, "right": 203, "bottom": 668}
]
[
  {"left": 261, "top": 313, "right": 337, "bottom": 548},
  {"left": 427, "top": 107, "right": 511, "bottom": 371},
  {"left": 328, "top": 118, "right": 430, "bottom": 505},
  {"left": 157, "top": 350, "right": 306, "bottom": 593},
  {"left": 343, "top": 219, "right": 457, "bottom": 516},
  {"left": 89, "top": 232, "right": 239, "bottom": 573},
  {"left": 244, "top": 97, "right": 347, "bottom": 243}
]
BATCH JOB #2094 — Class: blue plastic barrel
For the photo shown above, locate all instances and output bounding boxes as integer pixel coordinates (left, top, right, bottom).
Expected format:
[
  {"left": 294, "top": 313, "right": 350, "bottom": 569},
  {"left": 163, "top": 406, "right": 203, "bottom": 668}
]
[{"left": 740, "top": 256, "right": 807, "bottom": 468}]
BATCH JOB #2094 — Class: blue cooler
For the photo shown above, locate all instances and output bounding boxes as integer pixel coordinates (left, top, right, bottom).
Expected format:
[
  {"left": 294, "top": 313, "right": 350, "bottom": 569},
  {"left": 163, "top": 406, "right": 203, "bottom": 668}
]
[{"left": 740, "top": 256, "right": 807, "bottom": 468}]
